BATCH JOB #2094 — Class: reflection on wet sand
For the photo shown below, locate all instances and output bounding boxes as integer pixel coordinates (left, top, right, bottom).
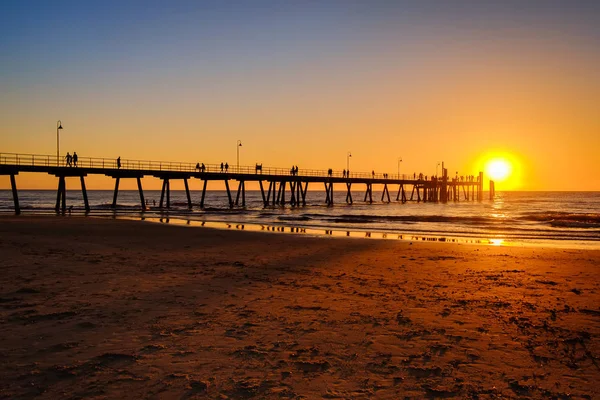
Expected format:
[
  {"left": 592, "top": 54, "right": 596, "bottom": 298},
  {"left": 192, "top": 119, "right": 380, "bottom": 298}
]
[{"left": 115, "top": 215, "right": 511, "bottom": 246}]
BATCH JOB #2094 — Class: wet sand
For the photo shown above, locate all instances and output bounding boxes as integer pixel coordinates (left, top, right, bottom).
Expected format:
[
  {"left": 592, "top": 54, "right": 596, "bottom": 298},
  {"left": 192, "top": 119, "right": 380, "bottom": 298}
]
[{"left": 1, "top": 216, "right": 599, "bottom": 399}]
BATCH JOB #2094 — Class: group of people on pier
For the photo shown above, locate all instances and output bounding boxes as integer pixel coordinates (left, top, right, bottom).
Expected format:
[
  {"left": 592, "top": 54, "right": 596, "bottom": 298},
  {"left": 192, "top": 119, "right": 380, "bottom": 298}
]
[
  {"left": 290, "top": 165, "right": 299, "bottom": 175},
  {"left": 195, "top": 162, "right": 206, "bottom": 172},
  {"left": 458, "top": 175, "right": 479, "bottom": 182},
  {"left": 65, "top": 152, "right": 78, "bottom": 167}
]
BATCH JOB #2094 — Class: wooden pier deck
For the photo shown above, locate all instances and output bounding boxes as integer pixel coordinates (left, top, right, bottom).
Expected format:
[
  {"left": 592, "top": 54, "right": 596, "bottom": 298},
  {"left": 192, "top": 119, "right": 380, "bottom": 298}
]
[{"left": 1, "top": 153, "right": 489, "bottom": 214}]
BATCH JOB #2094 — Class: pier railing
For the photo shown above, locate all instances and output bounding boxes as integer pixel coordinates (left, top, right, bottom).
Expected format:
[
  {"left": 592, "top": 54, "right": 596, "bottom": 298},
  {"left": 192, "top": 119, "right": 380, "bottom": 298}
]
[{"left": 0, "top": 152, "right": 415, "bottom": 180}]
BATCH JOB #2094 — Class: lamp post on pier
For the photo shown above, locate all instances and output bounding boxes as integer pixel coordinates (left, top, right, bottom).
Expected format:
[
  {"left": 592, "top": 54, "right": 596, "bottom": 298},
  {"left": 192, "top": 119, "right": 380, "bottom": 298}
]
[
  {"left": 347, "top": 151, "right": 352, "bottom": 176},
  {"left": 397, "top": 157, "right": 403, "bottom": 178},
  {"left": 236, "top": 140, "right": 242, "bottom": 172},
  {"left": 56, "top": 120, "right": 63, "bottom": 166},
  {"left": 436, "top": 162, "right": 441, "bottom": 178}
]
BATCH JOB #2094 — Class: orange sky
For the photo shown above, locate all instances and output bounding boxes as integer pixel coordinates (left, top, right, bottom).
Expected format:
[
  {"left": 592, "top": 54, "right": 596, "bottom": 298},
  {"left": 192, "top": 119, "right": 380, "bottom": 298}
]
[{"left": 1, "top": 3, "right": 599, "bottom": 191}]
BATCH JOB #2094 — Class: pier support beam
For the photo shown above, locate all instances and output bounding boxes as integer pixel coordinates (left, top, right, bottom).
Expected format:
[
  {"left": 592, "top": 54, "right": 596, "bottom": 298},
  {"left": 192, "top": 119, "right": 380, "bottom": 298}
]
[
  {"left": 478, "top": 172, "right": 484, "bottom": 201},
  {"left": 289, "top": 181, "right": 297, "bottom": 206},
  {"left": 137, "top": 177, "right": 145, "bottom": 210},
  {"left": 364, "top": 183, "right": 373, "bottom": 204},
  {"left": 159, "top": 180, "right": 166, "bottom": 208},
  {"left": 80, "top": 176, "right": 90, "bottom": 213},
  {"left": 396, "top": 184, "right": 407, "bottom": 203},
  {"left": 346, "top": 182, "right": 353, "bottom": 204},
  {"left": 166, "top": 179, "right": 171, "bottom": 208},
  {"left": 112, "top": 177, "right": 120, "bottom": 208},
  {"left": 200, "top": 180, "right": 208, "bottom": 208},
  {"left": 235, "top": 181, "right": 246, "bottom": 207},
  {"left": 55, "top": 176, "right": 67, "bottom": 213},
  {"left": 381, "top": 184, "right": 391, "bottom": 203},
  {"left": 10, "top": 174, "right": 20, "bottom": 215},
  {"left": 300, "top": 182, "right": 308, "bottom": 206},
  {"left": 159, "top": 179, "right": 171, "bottom": 208},
  {"left": 265, "top": 181, "right": 274, "bottom": 207},
  {"left": 55, "top": 177, "right": 61, "bottom": 212},
  {"left": 259, "top": 181, "right": 267, "bottom": 207},
  {"left": 324, "top": 182, "right": 334, "bottom": 206},
  {"left": 295, "top": 181, "right": 301, "bottom": 206},
  {"left": 184, "top": 178, "right": 192, "bottom": 209},
  {"left": 440, "top": 169, "right": 448, "bottom": 203},
  {"left": 280, "top": 181, "right": 286, "bottom": 205},
  {"left": 224, "top": 179, "right": 233, "bottom": 208}
]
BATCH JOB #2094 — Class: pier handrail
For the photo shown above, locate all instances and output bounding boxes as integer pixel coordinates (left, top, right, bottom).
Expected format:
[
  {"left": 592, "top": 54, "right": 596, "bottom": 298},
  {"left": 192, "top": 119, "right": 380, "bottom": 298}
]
[{"left": 0, "top": 152, "right": 420, "bottom": 180}]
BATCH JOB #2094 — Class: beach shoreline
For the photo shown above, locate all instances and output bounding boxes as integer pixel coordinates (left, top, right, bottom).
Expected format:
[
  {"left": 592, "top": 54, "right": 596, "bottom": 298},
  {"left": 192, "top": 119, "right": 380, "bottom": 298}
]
[{"left": 1, "top": 216, "right": 599, "bottom": 398}]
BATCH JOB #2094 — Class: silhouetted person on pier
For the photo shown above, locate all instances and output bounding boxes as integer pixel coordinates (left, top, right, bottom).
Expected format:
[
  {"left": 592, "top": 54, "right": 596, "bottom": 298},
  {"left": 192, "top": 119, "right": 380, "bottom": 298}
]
[
  {"left": 195, "top": 162, "right": 200, "bottom": 171},
  {"left": 372, "top": 170, "right": 375, "bottom": 178},
  {"left": 117, "top": 157, "right": 121, "bottom": 169},
  {"left": 347, "top": 169, "right": 350, "bottom": 177},
  {"left": 65, "top": 152, "right": 72, "bottom": 167},
  {"left": 201, "top": 163, "right": 205, "bottom": 172},
  {"left": 72, "top": 152, "right": 78, "bottom": 167},
  {"left": 225, "top": 162, "right": 229, "bottom": 172},
  {"left": 295, "top": 166, "right": 299, "bottom": 175},
  {"left": 220, "top": 162, "right": 224, "bottom": 172},
  {"left": 343, "top": 169, "right": 346, "bottom": 178}
]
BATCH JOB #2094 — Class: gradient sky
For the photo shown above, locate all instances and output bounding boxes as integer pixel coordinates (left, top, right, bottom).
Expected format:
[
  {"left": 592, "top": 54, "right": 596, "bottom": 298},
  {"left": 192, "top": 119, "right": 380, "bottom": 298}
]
[{"left": 1, "top": 1, "right": 599, "bottom": 190}]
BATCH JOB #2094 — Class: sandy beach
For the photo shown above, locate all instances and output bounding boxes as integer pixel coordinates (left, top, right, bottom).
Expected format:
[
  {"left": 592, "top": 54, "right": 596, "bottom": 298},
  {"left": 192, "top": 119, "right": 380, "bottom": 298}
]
[{"left": 0, "top": 216, "right": 599, "bottom": 399}]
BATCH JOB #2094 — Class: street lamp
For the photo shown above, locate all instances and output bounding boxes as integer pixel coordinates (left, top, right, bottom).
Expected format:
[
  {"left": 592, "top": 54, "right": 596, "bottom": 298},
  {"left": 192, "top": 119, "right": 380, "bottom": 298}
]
[
  {"left": 56, "top": 120, "right": 63, "bottom": 166},
  {"left": 436, "top": 162, "right": 441, "bottom": 177},
  {"left": 236, "top": 140, "right": 242, "bottom": 171},
  {"left": 397, "top": 157, "right": 403, "bottom": 178},
  {"left": 347, "top": 152, "right": 352, "bottom": 175}
]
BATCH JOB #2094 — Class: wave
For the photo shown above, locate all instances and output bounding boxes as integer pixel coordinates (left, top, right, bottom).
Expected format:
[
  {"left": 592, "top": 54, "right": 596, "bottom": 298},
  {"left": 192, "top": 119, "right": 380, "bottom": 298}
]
[
  {"left": 549, "top": 220, "right": 600, "bottom": 229},
  {"left": 519, "top": 212, "right": 600, "bottom": 228}
]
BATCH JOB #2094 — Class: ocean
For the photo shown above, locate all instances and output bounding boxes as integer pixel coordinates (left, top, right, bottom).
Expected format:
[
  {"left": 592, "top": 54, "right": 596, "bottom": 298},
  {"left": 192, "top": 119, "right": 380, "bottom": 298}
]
[{"left": 1, "top": 190, "right": 599, "bottom": 249}]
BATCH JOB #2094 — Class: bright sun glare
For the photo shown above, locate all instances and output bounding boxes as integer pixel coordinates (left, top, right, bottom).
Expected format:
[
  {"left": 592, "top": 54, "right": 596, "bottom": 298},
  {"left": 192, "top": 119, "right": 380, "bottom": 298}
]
[{"left": 486, "top": 159, "right": 512, "bottom": 182}]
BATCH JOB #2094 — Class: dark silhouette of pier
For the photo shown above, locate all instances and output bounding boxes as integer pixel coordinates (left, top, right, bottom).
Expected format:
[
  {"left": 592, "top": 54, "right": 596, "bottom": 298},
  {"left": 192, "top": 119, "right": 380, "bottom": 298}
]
[{"left": 0, "top": 153, "right": 491, "bottom": 214}]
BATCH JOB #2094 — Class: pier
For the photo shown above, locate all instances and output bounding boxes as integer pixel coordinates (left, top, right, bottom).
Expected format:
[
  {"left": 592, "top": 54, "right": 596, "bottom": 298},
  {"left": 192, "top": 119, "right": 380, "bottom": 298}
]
[{"left": 0, "top": 153, "right": 490, "bottom": 214}]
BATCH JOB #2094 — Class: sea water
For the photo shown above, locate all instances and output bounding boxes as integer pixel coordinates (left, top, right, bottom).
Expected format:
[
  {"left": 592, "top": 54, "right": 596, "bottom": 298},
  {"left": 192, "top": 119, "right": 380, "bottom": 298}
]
[{"left": 1, "top": 190, "right": 599, "bottom": 248}]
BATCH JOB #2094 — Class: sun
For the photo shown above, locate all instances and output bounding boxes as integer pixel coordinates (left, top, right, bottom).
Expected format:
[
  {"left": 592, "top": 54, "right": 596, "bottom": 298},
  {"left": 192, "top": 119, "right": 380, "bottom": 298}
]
[{"left": 485, "top": 158, "right": 512, "bottom": 182}]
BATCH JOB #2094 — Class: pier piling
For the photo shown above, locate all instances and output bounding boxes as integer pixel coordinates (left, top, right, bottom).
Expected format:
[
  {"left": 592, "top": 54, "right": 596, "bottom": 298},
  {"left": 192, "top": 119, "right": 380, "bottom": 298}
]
[
  {"left": 184, "top": 178, "right": 192, "bottom": 209},
  {"left": 112, "top": 177, "right": 120, "bottom": 208},
  {"left": 10, "top": 174, "right": 20, "bottom": 215},
  {"left": 346, "top": 182, "right": 353, "bottom": 204},
  {"left": 137, "top": 177, "right": 145, "bottom": 210},
  {"left": 80, "top": 176, "right": 90, "bottom": 213}
]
